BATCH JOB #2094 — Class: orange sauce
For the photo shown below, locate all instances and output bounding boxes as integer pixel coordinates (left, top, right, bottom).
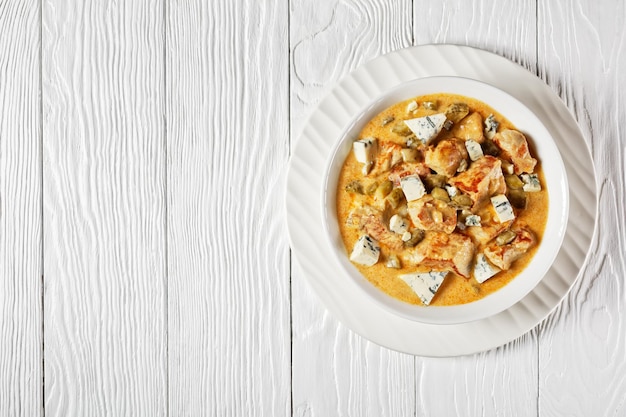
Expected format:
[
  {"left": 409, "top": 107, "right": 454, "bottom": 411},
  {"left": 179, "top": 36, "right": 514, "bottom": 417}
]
[{"left": 337, "top": 94, "right": 548, "bottom": 306}]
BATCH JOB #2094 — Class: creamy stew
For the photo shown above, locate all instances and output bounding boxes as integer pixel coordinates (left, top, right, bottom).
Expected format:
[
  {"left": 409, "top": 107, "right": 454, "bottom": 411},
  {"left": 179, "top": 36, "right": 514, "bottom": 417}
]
[{"left": 337, "top": 93, "right": 548, "bottom": 306}]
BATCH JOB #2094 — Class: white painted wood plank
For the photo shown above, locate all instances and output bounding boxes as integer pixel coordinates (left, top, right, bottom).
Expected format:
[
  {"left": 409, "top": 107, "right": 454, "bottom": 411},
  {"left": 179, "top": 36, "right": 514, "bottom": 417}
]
[
  {"left": 42, "top": 1, "right": 166, "bottom": 415},
  {"left": 411, "top": 2, "right": 539, "bottom": 416},
  {"left": 0, "top": 1, "right": 42, "bottom": 415},
  {"left": 291, "top": 0, "right": 414, "bottom": 135},
  {"left": 413, "top": 0, "right": 537, "bottom": 72},
  {"left": 166, "top": 1, "right": 291, "bottom": 415},
  {"left": 290, "top": 1, "right": 416, "bottom": 416},
  {"left": 538, "top": 1, "right": 626, "bottom": 415},
  {"left": 417, "top": 335, "right": 538, "bottom": 416}
]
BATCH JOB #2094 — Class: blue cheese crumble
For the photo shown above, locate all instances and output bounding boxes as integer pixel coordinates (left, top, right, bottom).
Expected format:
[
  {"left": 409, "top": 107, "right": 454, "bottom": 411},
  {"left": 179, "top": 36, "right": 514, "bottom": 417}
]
[
  {"left": 490, "top": 194, "right": 515, "bottom": 223},
  {"left": 474, "top": 254, "right": 501, "bottom": 283},
  {"left": 398, "top": 271, "right": 448, "bottom": 305},
  {"left": 403, "top": 113, "right": 447, "bottom": 144},
  {"left": 350, "top": 235, "right": 380, "bottom": 266},
  {"left": 465, "top": 139, "right": 484, "bottom": 161},
  {"left": 520, "top": 173, "right": 541, "bottom": 192},
  {"left": 400, "top": 175, "right": 426, "bottom": 202},
  {"left": 465, "top": 214, "right": 482, "bottom": 227},
  {"left": 484, "top": 114, "right": 499, "bottom": 139}
]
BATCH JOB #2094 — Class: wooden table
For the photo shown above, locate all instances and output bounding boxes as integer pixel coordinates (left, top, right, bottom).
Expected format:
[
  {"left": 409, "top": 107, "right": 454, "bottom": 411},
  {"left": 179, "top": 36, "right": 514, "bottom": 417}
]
[{"left": 0, "top": 0, "right": 623, "bottom": 415}]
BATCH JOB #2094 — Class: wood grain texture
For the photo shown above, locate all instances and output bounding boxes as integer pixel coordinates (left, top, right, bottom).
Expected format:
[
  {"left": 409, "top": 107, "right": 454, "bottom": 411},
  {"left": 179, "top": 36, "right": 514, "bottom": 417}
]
[
  {"left": 0, "top": 0, "right": 42, "bottom": 415},
  {"left": 538, "top": 1, "right": 626, "bottom": 415},
  {"left": 166, "top": 1, "right": 291, "bottom": 415},
  {"left": 0, "top": 0, "right": 619, "bottom": 414},
  {"left": 410, "top": 2, "right": 540, "bottom": 415},
  {"left": 42, "top": 1, "right": 166, "bottom": 415},
  {"left": 413, "top": 0, "right": 537, "bottom": 72},
  {"left": 291, "top": 0, "right": 414, "bottom": 135},
  {"left": 290, "top": 1, "right": 416, "bottom": 416},
  {"left": 417, "top": 335, "right": 538, "bottom": 416}
]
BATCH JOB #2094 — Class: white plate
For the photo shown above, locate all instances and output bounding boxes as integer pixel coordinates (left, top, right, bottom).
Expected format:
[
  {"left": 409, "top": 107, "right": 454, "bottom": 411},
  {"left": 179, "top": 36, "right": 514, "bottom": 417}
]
[
  {"left": 322, "top": 76, "right": 569, "bottom": 326},
  {"left": 286, "top": 45, "right": 598, "bottom": 356}
]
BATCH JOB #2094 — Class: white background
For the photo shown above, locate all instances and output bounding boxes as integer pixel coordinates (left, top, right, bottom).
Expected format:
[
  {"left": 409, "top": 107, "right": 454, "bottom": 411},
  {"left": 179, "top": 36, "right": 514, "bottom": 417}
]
[{"left": 0, "top": 0, "right": 623, "bottom": 415}]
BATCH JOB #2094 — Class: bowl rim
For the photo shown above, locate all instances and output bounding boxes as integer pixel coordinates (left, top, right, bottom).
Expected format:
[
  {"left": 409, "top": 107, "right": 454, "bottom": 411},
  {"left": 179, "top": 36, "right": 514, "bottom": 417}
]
[{"left": 321, "top": 75, "right": 570, "bottom": 325}]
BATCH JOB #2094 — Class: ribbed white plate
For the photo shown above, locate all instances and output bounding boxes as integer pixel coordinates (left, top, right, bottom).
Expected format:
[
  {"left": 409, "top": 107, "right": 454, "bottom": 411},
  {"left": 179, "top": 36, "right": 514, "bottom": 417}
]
[{"left": 286, "top": 45, "right": 598, "bottom": 357}]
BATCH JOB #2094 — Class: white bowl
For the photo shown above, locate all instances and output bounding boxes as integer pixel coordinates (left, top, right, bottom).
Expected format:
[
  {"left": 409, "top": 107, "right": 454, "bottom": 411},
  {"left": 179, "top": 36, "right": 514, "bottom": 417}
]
[{"left": 322, "top": 76, "right": 569, "bottom": 325}]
